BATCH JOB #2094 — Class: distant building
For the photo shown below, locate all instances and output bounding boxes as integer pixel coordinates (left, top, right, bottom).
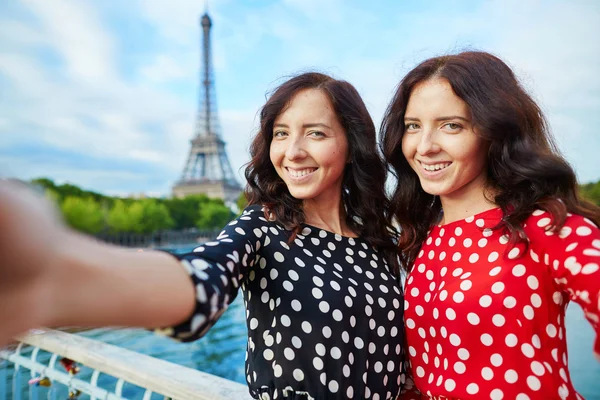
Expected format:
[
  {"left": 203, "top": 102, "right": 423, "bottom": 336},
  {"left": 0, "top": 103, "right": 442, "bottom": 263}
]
[{"left": 172, "top": 12, "right": 241, "bottom": 205}]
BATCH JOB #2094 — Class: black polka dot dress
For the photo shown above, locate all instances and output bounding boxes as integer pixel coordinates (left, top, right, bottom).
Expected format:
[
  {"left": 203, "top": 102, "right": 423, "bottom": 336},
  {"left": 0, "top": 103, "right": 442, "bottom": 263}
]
[{"left": 157, "top": 205, "right": 408, "bottom": 399}]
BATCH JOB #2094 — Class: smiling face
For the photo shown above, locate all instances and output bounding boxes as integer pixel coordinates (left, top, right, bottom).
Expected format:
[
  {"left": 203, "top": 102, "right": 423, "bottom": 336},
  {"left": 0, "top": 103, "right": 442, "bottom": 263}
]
[
  {"left": 401, "top": 78, "right": 489, "bottom": 205},
  {"left": 269, "top": 88, "right": 349, "bottom": 205}
]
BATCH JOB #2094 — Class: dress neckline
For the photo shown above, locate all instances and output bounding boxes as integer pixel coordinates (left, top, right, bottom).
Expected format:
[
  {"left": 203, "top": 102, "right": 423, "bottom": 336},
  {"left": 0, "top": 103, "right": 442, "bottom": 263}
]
[{"left": 436, "top": 206, "right": 502, "bottom": 229}]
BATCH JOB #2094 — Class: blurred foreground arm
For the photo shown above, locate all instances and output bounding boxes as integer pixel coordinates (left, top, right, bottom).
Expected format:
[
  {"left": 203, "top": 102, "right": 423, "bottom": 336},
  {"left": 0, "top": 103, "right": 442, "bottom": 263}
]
[{"left": 0, "top": 181, "right": 195, "bottom": 347}]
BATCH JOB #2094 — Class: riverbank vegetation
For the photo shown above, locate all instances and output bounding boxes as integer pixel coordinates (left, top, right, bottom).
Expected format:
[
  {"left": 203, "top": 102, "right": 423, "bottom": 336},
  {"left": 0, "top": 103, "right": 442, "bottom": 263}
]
[{"left": 31, "top": 178, "right": 240, "bottom": 235}]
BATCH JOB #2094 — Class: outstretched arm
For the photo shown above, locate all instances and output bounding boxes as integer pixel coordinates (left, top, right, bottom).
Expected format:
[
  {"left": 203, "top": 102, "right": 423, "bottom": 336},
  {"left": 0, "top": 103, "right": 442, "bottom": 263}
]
[
  {"left": 0, "top": 181, "right": 195, "bottom": 346},
  {"left": 526, "top": 210, "right": 600, "bottom": 360}
]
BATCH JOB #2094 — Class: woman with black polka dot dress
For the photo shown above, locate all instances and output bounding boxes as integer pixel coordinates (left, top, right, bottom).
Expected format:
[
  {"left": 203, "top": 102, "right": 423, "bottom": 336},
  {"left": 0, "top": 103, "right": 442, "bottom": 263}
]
[
  {"left": 381, "top": 51, "right": 600, "bottom": 399},
  {"left": 0, "top": 72, "right": 408, "bottom": 399}
]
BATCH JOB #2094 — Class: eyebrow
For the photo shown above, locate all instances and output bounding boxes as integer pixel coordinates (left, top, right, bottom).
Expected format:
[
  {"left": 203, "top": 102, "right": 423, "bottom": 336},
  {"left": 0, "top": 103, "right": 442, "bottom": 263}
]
[
  {"left": 404, "top": 116, "right": 471, "bottom": 122},
  {"left": 273, "top": 122, "right": 332, "bottom": 129}
]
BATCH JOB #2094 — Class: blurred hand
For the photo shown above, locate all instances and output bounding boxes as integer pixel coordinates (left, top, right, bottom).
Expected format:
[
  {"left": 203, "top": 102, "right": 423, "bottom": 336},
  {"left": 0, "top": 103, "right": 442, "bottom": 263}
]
[{"left": 0, "top": 180, "right": 66, "bottom": 347}]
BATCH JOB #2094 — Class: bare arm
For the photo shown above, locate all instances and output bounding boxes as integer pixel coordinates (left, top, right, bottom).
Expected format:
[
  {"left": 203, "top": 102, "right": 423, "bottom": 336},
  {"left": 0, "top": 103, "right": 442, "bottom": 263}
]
[
  {"left": 48, "top": 234, "right": 195, "bottom": 330},
  {"left": 0, "top": 181, "right": 194, "bottom": 346}
]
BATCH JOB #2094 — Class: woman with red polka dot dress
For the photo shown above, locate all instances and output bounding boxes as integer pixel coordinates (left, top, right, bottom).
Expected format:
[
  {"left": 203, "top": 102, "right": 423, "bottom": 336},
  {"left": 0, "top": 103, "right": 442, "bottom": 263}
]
[{"left": 381, "top": 51, "right": 600, "bottom": 399}]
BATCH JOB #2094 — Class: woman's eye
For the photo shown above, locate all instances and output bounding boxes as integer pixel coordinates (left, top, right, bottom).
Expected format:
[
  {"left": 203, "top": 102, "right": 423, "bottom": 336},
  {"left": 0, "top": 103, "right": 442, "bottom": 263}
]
[
  {"left": 309, "top": 131, "right": 325, "bottom": 137},
  {"left": 445, "top": 123, "right": 461, "bottom": 130},
  {"left": 405, "top": 123, "right": 419, "bottom": 131},
  {"left": 273, "top": 131, "right": 287, "bottom": 138}
]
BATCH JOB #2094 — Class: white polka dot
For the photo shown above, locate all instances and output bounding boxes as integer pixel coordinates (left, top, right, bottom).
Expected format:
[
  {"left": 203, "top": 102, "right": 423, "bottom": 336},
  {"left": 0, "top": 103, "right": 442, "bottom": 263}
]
[
  {"left": 490, "top": 389, "right": 504, "bottom": 400},
  {"left": 284, "top": 347, "right": 295, "bottom": 360},
  {"left": 291, "top": 300, "right": 302, "bottom": 311},
  {"left": 490, "top": 353, "right": 503, "bottom": 366},
  {"left": 302, "top": 321, "right": 312, "bottom": 333},
  {"left": 481, "top": 333, "right": 493, "bottom": 346},
  {"left": 523, "top": 305, "right": 535, "bottom": 320},
  {"left": 454, "top": 361, "right": 466, "bottom": 374},
  {"left": 527, "top": 376, "right": 541, "bottom": 391},
  {"left": 512, "top": 264, "right": 526, "bottom": 276},
  {"left": 466, "top": 383, "right": 479, "bottom": 394},
  {"left": 547, "top": 324, "right": 557, "bottom": 338},
  {"left": 460, "top": 280, "right": 472, "bottom": 291},
  {"left": 521, "top": 343, "right": 535, "bottom": 358},
  {"left": 527, "top": 276, "right": 539, "bottom": 290},
  {"left": 319, "top": 301, "right": 330, "bottom": 313},
  {"left": 250, "top": 318, "right": 259, "bottom": 330},
  {"left": 531, "top": 361, "right": 545, "bottom": 376},
  {"left": 491, "top": 282, "right": 505, "bottom": 294},
  {"left": 532, "top": 335, "right": 541, "bottom": 349},
  {"left": 463, "top": 238, "right": 473, "bottom": 248},
  {"left": 446, "top": 308, "right": 457, "bottom": 320},
  {"left": 449, "top": 334, "right": 461, "bottom": 346},
  {"left": 576, "top": 226, "right": 592, "bottom": 236},
  {"left": 493, "top": 314, "right": 506, "bottom": 327},
  {"left": 452, "top": 252, "right": 462, "bottom": 262},
  {"left": 416, "top": 366, "right": 425, "bottom": 377},
  {"left": 505, "top": 369, "right": 518, "bottom": 383},
  {"left": 505, "top": 334, "right": 518, "bottom": 347},
  {"left": 274, "top": 252, "right": 284, "bottom": 262},
  {"left": 444, "top": 379, "right": 456, "bottom": 391},
  {"left": 508, "top": 248, "right": 520, "bottom": 259},
  {"left": 453, "top": 291, "right": 465, "bottom": 303},
  {"left": 504, "top": 296, "right": 517, "bottom": 308},
  {"left": 293, "top": 368, "right": 304, "bottom": 381},
  {"left": 582, "top": 263, "right": 599, "bottom": 275},
  {"left": 479, "top": 295, "right": 492, "bottom": 307},
  {"left": 313, "top": 357, "right": 324, "bottom": 370},
  {"left": 467, "top": 313, "right": 480, "bottom": 325},
  {"left": 458, "top": 348, "right": 470, "bottom": 360},
  {"left": 406, "top": 318, "right": 415, "bottom": 329},
  {"left": 489, "top": 266, "right": 502, "bottom": 276},
  {"left": 531, "top": 293, "right": 542, "bottom": 308},
  {"left": 469, "top": 253, "right": 479, "bottom": 263},
  {"left": 332, "top": 309, "right": 343, "bottom": 321},
  {"left": 488, "top": 251, "right": 499, "bottom": 262},
  {"left": 482, "top": 367, "right": 494, "bottom": 380}
]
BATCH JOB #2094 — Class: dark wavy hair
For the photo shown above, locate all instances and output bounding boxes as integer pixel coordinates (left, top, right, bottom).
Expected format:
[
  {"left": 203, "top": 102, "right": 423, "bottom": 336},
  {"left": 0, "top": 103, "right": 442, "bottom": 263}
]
[
  {"left": 245, "top": 72, "right": 399, "bottom": 275},
  {"left": 380, "top": 51, "right": 600, "bottom": 271}
]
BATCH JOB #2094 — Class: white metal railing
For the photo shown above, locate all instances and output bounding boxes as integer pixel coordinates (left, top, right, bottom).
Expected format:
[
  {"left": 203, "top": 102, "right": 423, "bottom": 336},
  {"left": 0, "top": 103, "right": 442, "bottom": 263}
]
[{"left": 0, "top": 328, "right": 253, "bottom": 400}]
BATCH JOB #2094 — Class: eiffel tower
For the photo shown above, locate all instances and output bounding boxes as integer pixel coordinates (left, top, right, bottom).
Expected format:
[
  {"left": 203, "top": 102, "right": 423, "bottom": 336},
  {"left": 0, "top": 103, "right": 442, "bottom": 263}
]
[{"left": 172, "top": 12, "right": 241, "bottom": 205}]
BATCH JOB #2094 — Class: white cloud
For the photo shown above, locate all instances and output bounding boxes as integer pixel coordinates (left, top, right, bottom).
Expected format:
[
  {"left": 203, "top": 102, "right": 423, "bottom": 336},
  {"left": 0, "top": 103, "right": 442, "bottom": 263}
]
[{"left": 20, "top": 0, "right": 117, "bottom": 83}]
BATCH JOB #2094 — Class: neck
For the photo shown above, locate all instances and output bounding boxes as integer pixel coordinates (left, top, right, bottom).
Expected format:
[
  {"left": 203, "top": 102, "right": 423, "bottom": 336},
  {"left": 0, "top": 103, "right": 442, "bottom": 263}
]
[
  {"left": 439, "top": 186, "right": 497, "bottom": 225},
  {"left": 303, "top": 196, "right": 354, "bottom": 237}
]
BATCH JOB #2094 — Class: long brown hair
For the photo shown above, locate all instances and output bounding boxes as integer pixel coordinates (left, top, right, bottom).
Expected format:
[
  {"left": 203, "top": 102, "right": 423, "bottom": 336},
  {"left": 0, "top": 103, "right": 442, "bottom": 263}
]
[
  {"left": 381, "top": 51, "right": 600, "bottom": 271},
  {"left": 245, "top": 72, "right": 399, "bottom": 276}
]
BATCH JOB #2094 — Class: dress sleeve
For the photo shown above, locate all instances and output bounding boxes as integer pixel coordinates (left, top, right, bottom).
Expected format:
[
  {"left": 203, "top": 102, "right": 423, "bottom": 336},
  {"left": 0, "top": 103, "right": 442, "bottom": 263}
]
[
  {"left": 526, "top": 210, "right": 600, "bottom": 358},
  {"left": 155, "top": 205, "right": 267, "bottom": 342}
]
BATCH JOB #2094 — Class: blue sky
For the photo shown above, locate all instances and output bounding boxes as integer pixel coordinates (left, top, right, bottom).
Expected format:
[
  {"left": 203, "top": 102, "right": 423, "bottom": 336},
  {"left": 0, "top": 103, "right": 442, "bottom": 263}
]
[{"left": 1, "top": 0, "right": 599, "bottom": 196}]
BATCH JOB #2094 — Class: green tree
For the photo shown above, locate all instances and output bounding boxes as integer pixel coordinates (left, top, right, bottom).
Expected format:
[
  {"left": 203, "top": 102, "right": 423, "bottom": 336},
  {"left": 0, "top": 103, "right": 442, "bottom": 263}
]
[
  {"left": 137, "top": 199, "right": 174, "bottom": 233},
  {"left": 579, "top": 180, "right": 600, "bottom": 206},
  {"left": 61, "top": 196, "right": 105, "bottom": 234},
  {"left": 164, "top": 195, "right": 210, "bottom": 230},
  {"left": 107, "top": 200, "right": 135, "bottom": 233},
  {"left": 197, "top": 199, "right": 234, "bottom": 230},
  {"left": 236, "top": 191, "right": 248, "bottom": 213}
]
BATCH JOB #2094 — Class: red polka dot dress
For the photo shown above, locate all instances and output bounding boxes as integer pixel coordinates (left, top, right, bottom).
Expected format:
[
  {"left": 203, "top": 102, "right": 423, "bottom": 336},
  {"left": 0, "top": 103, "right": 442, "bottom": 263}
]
[{"left": 403, "top": 208, "right": 600, "bottom": 399}]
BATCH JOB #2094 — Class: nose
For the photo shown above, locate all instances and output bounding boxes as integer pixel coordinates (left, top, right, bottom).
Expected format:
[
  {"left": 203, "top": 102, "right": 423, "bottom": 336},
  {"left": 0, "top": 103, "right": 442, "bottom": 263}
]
[
  {"left": 285, "top": 136, "right": 307, "bottom": 160},
  {"left": 416, "top": 129, "right": 439, "bottom": 155}
]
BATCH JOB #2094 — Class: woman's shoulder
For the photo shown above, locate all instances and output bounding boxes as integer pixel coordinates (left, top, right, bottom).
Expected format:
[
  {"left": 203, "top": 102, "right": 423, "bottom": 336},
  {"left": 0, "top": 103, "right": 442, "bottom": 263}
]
[{"left": 523, "top": 209, "right": 599, "bottom": 255}]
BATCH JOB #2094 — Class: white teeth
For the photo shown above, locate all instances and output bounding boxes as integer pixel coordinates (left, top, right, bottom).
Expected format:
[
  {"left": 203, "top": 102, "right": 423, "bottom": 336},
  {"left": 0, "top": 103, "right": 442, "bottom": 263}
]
[
  {"left": 421, "top": 162, "right": 451, "bottom": 172},
  {"left": 288, "top": 168, "right": 316, "bottom": 177}
]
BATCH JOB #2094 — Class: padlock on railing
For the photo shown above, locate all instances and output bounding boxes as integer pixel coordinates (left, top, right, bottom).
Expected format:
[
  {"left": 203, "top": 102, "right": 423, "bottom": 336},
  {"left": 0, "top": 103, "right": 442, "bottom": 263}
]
[{"left": 28, "top": 376, "right": 52, "bottom": 387}]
